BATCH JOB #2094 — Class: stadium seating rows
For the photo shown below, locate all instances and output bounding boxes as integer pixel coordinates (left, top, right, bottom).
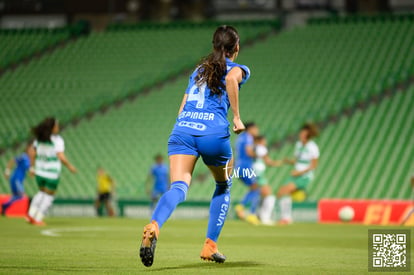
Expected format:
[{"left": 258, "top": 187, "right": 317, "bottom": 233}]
[
  {"left": 0, "top": 17, "right": 413, "bottom": 201},
  {"left": 267, "top": 86, "right": 413, "bottom": 200},
  {"left": 2, "top": 84, "right": 412, "bottom": 201},
  {"left": 236, "top": 17, "right": 414, "bottom": 142},
  {"left": 0, "top": 28, "right": 72, "bottom": 69},
  {"left": 0, "top": 22, "right": 275, "bottom": 149}
]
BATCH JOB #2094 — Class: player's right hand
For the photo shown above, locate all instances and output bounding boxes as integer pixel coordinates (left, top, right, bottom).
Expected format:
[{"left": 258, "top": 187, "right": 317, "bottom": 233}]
[
  {"left": 233, "top": 117, "right": 245, "bottom": 134},
  {"left": 69, "top": 165, "right": 77, "bottom": 174}
]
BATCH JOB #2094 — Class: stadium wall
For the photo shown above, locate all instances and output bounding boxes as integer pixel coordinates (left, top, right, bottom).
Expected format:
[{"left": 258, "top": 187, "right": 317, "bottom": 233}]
[{"left": 47, "top": 199, "right": 318, "bottom": 222}]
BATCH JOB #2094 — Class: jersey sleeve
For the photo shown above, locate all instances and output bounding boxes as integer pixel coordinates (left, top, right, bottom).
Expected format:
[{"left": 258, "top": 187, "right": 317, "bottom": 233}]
[
  {"left": 228, "top": 62, "right": 250, "bottom": 86},
  {"left": 310, "top": 143, "right": 320, "bottom": 159},
  {"left": 255, "top": 145, "right": 268, "bottom": 158},
  {"left": 54, "top": 136, "right": 65, "bottom": 153},
  {"left": 238, "top": 64, "right": 250, "bottom": 85}
]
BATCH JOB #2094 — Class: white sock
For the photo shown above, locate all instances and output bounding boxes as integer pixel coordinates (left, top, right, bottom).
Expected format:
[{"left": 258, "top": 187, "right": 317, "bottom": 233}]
[
  {"left": 279, "top": 196, "right": 292, "bottom": 221},
  {"left": 35, "top": 193, "right": 54, "bottom": 222},
  {"left": 259, "top": 195, "right": 276, "bottom": 223},
  {"left": 28, "top": 191, "right": 45, "bottom": 218}
]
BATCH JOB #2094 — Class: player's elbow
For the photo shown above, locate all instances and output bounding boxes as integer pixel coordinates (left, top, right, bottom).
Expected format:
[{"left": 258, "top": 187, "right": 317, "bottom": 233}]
[
  {"left": 56, "top": 152, "right": 66, "bottom": 163},
  {"left": 225, "top": 74, "right": 239, "bottom": 85}
]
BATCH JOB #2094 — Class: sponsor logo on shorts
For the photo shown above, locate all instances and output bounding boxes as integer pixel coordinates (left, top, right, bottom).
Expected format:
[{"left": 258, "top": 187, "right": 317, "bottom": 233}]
[{"left": 177, "top": 121, "right": 207, "bottom": 131}]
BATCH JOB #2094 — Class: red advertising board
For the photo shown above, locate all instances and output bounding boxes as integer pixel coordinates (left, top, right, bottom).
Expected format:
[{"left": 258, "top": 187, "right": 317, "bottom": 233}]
[
  {"left": 318, "top": 199, "right": 414, "bottom": 225},
  {"left": 0, "top": 194, "right": 29, "bottom": 217}
]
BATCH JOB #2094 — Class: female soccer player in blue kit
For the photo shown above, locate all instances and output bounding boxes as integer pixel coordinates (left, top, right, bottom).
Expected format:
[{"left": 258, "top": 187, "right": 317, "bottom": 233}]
[
  {"left": 140, "top": 25, "right": 250, "bottom": 267},
  {"left": 2, "top": 142, "right": 34, "bottom": 216}
]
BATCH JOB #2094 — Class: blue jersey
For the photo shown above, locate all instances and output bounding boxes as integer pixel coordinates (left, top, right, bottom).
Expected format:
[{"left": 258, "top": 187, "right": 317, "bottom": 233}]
[
  {"left": 172, "top": 58, "right": 250, "bottom": 136},
  {"left": 235, "top": 132, "right": 254, "bottom": 168},
  {"left": 11, "top": 153, "right": 30, "bottom": 182},
  {"left": 151, "top": 163, "right": 169, "bottom": 193}
]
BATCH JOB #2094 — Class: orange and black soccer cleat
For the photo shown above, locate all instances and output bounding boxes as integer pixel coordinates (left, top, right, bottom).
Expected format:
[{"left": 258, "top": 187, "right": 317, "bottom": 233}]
[
  {"left": 139, "top": 221, "right": 159, "bottom": 267},
  {"left": 200, "top": 238, "right": 226, "bottom": 263},
  {"left": 277, "top": 219, "right": 292, "bottom": 225},
  {"left": 30, "top": 219, "right": 46, "bottom": 226}
]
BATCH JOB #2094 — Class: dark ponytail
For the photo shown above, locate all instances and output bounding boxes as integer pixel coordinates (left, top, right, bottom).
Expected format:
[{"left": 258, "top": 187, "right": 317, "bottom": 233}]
[
  {"left": 196, "top": 25, "right": 240, "bottom": 96},
  {"left": 32, "top": 117, "right": 56, "bottom": 143}
]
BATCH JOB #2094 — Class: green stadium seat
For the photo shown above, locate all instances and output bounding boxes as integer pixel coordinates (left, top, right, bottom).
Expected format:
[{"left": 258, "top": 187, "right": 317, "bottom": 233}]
[{"left": 0, "top": 18, "right": 412, "bottom": 201}]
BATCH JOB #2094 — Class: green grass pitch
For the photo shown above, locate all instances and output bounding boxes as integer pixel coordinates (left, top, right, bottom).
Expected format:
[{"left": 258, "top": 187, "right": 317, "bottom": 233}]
[{"left": 0, "top": 217, "right": 409, "bottom": 274}]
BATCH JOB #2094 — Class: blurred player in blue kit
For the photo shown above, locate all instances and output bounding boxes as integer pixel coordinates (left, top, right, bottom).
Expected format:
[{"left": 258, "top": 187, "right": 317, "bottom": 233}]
[
  {"left": 234, "top": 122, "right": 259, "bottom": 220},
  {"left": 1, "top": 142, "right": 35, "bottom": 216},
  {"left": 140, "top": 25, "right": 250, "bottom": 267},
  {"left": 146, "top": 154, "right": 169, "bottom": 210}
]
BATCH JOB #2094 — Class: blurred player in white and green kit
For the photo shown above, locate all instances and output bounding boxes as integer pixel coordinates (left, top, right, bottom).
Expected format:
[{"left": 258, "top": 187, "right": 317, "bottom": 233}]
[
  {"left": 27, "top": 117, "right": 77, "bottom": 226},
  {"left": 247, "top": 135, "right": 281, "bottom": 225},
  {"left": 260, "top": 123, "right": 320, "bottom": 225}
]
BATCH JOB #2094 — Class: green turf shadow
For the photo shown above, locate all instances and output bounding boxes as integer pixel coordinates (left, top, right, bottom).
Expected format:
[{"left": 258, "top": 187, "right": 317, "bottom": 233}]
[{"left": 148, "top": 261, "right": 266, "bottom": 272}]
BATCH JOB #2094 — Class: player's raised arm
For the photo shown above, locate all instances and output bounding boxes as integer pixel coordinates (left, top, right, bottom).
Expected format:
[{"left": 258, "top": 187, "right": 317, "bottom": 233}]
[
  {"left": 283, "top": 157, "right": 296, "bottom": 165},
  {"left": 226, "top": 67, "right": 245, "bottom": 134},
  {"left": 263, "top": 155, "right": 283, "bottom": 167},
  {"left": 57, "top": 152, "right": 77, "bottom": 174}
]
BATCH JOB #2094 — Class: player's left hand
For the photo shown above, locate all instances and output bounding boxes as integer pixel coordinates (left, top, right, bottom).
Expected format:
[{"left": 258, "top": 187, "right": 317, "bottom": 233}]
[
  {"left": 29, "top": 167, "right": 35, "bottom": 177},
  {"left": 233, "top": 117, "right": 245, "bottom": 134},
  {"left": 291, "top": 170, "right": 302, "bottom": 177}
]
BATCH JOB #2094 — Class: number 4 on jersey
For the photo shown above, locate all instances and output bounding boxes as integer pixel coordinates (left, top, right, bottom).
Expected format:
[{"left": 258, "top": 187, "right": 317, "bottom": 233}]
[{"left": 187, "top": 83, "right": 206, "bottom": 109}]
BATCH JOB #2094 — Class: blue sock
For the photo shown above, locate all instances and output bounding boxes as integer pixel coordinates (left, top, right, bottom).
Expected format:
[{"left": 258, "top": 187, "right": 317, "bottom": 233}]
[
  {"left": 241, "top": 189, "right": 259, "bottom": 208},
  {"left": 206, "top": 180, "right": 232, "bottom": 242},
  {"left": 151, "top": 181, "right": 188, "bottom": 228},
  {"left": 2, "top": 195, "right": 23, "bottom": 212},
  {"left": 249, "top": 190, "right": 261, "bottom": 214}
]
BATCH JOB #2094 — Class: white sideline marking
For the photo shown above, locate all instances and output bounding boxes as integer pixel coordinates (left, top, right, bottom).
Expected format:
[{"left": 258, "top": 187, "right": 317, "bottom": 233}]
[{"left": 41, "top": 227, "right": 106, "bottom": 237}]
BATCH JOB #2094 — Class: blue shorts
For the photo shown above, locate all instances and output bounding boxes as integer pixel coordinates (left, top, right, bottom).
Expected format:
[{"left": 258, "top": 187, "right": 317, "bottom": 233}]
[
  {"left": 168, "top": 132, "right": 232, "bottom": 167},
  {"left": 236, "top": 164, "right": 257, "bottom": 186},
  {"left": 10, "top": 178, "right": 24, "bottom": 196},
  {"left": 236, "top": 167, "right": 257, "bottom": 186}
]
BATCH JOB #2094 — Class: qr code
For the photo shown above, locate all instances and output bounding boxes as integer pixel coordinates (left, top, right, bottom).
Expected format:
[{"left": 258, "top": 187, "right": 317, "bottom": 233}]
[{"left": 369, "top": 229, "right": 411, "bottom": 272}]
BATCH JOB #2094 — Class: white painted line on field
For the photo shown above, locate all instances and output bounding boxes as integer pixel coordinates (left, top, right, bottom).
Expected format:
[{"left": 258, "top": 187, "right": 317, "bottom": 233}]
[{"left": 41, "top": 227, "right": 106, "bottom": 237}]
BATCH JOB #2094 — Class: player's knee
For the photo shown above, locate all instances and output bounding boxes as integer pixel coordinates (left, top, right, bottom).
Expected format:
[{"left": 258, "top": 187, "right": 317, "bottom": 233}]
[
  {"left": 276, "top": 187, "right": 285, "bottom": 198},
  {"left": 250, "top": 183, "right": 259, "bottom": 190},
  {"left": 171, "top": 181, "right": 189, "bottom": 202},
  {"left": 261, "top": 185, "right": 272, "bottom": 197},
  {"left": 214, "top": 180, "right": 231, "bottom": 196}
]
